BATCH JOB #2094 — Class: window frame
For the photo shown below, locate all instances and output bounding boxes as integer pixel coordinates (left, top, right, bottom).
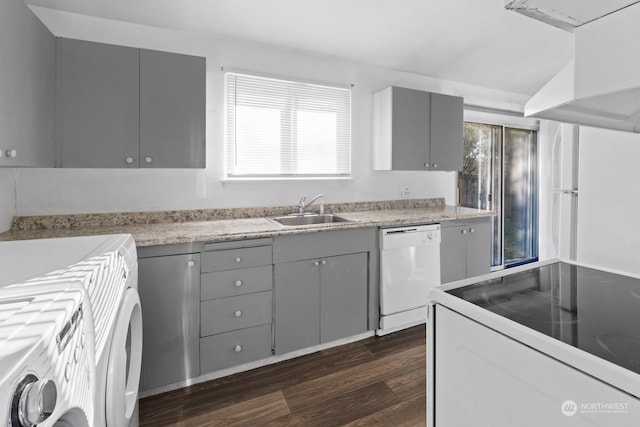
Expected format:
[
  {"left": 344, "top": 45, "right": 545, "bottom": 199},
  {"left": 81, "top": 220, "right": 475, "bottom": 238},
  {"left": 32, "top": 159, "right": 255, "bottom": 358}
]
[{"left": 224, "top": 72, "right": 352, "bottom": 180}]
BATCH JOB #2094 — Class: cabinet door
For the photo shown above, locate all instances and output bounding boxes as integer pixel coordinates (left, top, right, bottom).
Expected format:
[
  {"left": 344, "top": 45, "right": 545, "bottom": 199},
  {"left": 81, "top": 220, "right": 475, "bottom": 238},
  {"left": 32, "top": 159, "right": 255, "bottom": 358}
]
[
  {"left": 0, "top": 0, "right": 55, "bottom": 167},
  {"left": 58, "top": 38, "right": 139, "bottom": 167},
  {"left": 391, "top": 87, "right": 430, "bottom": 170},
  {"left": 430, "top": 93, "right": 463, "bottom": 172},
  {"left": 320, "top": 253, "right": 368, "bottom": 343},
  {"left": 440, "top": 225, "right": 468, "bottom": 284},
  {"left": 140, "top": 49, "right": 205, "bottom": 168},
  {"left": 138, "top": 253, "right": 200, "bottom": 391},
  {"left": 274, "top": 260, "right": 320, "bottom": 354},
  {"left": 465, "top": 219, "right": 492, "bottom": 279}
]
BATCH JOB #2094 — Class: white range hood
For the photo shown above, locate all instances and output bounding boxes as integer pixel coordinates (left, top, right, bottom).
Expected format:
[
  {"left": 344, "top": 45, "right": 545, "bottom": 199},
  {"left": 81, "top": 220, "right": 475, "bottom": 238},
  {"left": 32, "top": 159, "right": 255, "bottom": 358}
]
[{"left": 507, "top": 0, "right": 640, "bottom": 132}]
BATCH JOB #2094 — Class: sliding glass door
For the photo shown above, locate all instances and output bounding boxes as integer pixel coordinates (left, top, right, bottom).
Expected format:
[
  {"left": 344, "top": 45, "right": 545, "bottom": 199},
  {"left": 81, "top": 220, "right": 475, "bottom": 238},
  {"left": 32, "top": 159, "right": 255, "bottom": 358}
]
[
  {"left": 459, "top": 122, "right": 538, "bottom": 268},
  {"left": 503, "top": 128, "right": 538, "bottom": 266}
]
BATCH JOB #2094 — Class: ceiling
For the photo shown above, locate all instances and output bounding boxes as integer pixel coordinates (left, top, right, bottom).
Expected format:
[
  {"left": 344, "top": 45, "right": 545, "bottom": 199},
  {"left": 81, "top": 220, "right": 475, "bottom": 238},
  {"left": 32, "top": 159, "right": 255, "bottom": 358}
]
[{"left": 25, "top": 0, "right": 575, "bottom": 96}]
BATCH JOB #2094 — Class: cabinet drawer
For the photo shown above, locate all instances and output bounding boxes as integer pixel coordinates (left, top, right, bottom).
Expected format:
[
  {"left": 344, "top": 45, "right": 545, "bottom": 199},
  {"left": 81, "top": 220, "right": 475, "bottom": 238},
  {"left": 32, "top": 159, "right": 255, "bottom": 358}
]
[
  {"left": 201, "top": 246, "right": 272, "bottom": 273},
  {"left": 200, "top": 324, "right": 272, "bottom": 373},
  {"left": 201, "top": 265, "right": 272, "bottom": 301},
  {"left": 201, "top": 291, "right": 272, "bottom": 337}
]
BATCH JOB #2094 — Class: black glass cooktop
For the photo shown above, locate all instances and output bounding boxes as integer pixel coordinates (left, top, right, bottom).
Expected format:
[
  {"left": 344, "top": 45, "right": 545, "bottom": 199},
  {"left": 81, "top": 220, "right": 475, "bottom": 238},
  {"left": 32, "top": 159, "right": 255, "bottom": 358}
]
[{"left": 447, "top": 262, "right": 640, "bottom": 375}]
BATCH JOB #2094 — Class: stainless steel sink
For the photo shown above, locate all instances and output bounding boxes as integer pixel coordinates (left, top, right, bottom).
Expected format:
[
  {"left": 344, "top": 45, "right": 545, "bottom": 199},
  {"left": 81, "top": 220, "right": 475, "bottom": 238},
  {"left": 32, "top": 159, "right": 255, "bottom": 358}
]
[{"left": 267, "top": 214, "right": 357, "bottom": 227}]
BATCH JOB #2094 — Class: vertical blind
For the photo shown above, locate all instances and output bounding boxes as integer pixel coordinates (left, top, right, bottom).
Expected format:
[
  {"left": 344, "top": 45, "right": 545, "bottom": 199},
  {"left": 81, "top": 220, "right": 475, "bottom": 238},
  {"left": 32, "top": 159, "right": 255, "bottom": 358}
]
[{"left": 225, "top": 72, "right": 351, "bottom": 178}]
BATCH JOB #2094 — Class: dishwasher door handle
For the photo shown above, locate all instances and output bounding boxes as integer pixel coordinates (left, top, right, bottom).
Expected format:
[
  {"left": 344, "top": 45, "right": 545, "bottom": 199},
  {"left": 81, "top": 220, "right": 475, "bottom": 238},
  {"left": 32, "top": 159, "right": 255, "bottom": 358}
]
[{"left": 384, "top": 228, "right": 418, "bottom": 235}]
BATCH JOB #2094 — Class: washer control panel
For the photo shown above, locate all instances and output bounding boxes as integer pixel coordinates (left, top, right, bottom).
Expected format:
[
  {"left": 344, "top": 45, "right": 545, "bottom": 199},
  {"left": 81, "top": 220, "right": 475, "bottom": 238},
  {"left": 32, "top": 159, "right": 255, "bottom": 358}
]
[{"left": 0, "top": 287, "right": 96, "bottom": 426}]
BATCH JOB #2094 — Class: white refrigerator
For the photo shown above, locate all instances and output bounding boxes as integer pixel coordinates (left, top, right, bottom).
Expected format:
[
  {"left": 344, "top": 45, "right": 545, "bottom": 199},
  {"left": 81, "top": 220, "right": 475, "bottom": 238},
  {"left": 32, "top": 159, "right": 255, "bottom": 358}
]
[{"left": 551, "top": 124, "right": 579, "bottom": 260}]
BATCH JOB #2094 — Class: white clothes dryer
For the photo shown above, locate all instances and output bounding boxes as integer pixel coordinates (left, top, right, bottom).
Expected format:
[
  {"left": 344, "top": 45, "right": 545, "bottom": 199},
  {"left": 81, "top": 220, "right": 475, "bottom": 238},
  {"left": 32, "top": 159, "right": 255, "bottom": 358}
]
[
  {"left": 0, "top": 234, "right": 143, "bottom": 427},
  {"left": 0, "top": 284, "right": 96, "bottom": 427}
]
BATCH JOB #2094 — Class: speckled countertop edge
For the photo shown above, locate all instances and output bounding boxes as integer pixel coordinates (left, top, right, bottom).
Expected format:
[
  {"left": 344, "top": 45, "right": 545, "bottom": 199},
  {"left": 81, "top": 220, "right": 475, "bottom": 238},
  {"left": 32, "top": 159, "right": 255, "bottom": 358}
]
[{"left": 0, "top": 200, "right": 495, "bottom": 247}]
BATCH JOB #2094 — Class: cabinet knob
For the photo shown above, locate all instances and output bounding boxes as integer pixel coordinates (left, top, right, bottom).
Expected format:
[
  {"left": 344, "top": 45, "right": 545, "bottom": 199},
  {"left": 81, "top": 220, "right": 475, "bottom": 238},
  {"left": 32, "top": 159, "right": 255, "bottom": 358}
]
[
  {"left": 235, "top": 280, "right": 243, "bottom": 287},
  {"left": 234, "top": 310, "right": 242, "bottom": 318},
  {"left": 432, "top": 163, "right": 438, "bottom": 169},
  {"left": 321, "top": 260, "right": 327, "bottom": 265},
  {"left": 187, "top": 260, "right": 196, "bottom": 268},
  {"left": 314, "top": 261, "right": 320, "bottom": 267},
  {"left": 235, "top": 257, "right": 242, "bottom": 263},
  {"left": 461, "top": 229, "right": 467, "bottom": 235},
  {"left": 469, "top": 228, "right": 475, "bottom": 233},
  {"left": 145, "top": 156, "right": 153, "bottom": 164},
  {"left": 424, "top": 162, "right": 429, "bottom": 168},
  {"left": 125, "top": 157, "right": 134, "bottom": 164},
  {"left": 234, "top": 345, "right": 242, "bottom": 353},
  {"left": 6, "top": 149, "right": 17, "bottom": 158}
]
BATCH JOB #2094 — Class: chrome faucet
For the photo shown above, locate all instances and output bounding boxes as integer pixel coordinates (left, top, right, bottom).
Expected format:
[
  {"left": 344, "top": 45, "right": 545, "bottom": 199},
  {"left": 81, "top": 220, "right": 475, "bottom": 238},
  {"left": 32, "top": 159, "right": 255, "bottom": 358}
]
[{"left": 297, "top": 194, "right": 325, "bottom": 215}]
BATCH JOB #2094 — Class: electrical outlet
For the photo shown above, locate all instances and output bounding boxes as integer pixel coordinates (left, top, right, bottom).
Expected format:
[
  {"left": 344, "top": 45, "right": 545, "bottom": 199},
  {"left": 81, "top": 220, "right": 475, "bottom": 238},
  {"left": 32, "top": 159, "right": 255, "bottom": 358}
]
[{"left": 401, "top": 186, "right": 411, "bottom": 198}]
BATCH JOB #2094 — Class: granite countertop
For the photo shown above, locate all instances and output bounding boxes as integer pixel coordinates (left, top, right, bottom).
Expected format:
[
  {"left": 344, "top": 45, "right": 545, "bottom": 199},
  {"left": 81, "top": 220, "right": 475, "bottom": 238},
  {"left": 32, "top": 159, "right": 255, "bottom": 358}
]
[{"left": 0, "top": 199, "right": 494, "bottom": 247}]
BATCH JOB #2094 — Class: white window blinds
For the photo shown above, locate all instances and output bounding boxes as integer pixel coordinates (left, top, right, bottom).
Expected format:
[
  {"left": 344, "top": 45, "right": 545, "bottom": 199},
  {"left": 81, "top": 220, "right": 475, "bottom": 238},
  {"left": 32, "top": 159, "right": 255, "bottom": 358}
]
[{"left": 225, "top": 72, "right": 351, "bottom": 178}]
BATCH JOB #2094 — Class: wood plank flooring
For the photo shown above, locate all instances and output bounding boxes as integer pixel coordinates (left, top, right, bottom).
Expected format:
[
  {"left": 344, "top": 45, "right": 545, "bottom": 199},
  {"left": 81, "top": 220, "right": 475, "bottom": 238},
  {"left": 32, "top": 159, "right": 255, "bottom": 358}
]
[{"left": 139, "top": 325, "right": 426, "bottom": 426}]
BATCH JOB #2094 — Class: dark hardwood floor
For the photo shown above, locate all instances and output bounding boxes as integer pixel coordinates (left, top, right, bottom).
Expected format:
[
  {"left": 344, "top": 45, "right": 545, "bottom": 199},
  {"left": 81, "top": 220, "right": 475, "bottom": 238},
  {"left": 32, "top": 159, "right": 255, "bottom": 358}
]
[{"left": 139, "top": 325, "right": 427, "bottom": 426}]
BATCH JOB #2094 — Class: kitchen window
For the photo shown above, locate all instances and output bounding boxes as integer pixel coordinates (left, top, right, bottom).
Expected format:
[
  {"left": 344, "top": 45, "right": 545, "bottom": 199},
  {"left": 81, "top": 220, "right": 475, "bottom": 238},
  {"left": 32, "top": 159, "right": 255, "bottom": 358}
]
[
  {"left": 459, "top": 121, "right": 538, "bottom": 268},
  {"left": 225, "top": 72, "right": 351, "bottom": 179}
]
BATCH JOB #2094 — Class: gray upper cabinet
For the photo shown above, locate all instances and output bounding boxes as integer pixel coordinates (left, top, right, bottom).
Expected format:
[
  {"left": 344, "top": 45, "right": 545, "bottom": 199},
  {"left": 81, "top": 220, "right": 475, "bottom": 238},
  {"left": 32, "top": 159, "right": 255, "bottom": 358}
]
[
  {"left": 0, "top": 0, "right": 55, "bottom": 167},
  {"left": 373, "top": 86, "right": 463, "bottom": 171},
  {"left": 57, "top": 38, "right": 206, "bottom": 168},
  {"left": 440, "top": 217, "right": 492, "bottom": 284},
  {"left": 140, "top": 50, "right": 205, "bottom": 168},
  {"left": 390, "top": 87, "right": 430, "bottom": 170},
  {"left": 430, "top": 92, "right": 463, "bottom": 171},
  {"left": 58, "top": 39, "right": 140, "bottom": 168}
]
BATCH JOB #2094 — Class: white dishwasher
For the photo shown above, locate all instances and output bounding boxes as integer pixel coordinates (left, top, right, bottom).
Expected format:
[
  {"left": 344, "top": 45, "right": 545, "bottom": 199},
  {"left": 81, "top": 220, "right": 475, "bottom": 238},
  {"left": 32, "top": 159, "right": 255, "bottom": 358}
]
[{"left": 378, "top": 224, "right": 441, "bottom": 335}]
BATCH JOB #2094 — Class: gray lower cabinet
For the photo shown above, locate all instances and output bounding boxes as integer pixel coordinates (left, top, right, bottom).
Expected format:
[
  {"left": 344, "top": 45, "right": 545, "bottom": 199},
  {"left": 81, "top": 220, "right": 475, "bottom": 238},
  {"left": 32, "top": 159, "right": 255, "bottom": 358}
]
[
  {"left": 137, "top": 251, "right": 201, "bottom": 391},
  {"left": 199, "top": 240, "right": 274, "bottom": 374},
  {"left": 320, "top": 253, "right": 368, "bottom": 343},
  {"left": 200, "top": 324, "right": 272, "bottom": 373},
  {"left": 57, "top": 38, "right": 205, "bottom": 168},
  {"left": 440, "top": 217, "right": 492, "bottom": 283},
  {"left": 274, "top": 254, "right": 368, "bottom": 354},
  {"left": 274, "top": 259, "right": 321, "bottom": 353},
  {"left": 273, "top": 228, "right": 376, "bottom": 355}
]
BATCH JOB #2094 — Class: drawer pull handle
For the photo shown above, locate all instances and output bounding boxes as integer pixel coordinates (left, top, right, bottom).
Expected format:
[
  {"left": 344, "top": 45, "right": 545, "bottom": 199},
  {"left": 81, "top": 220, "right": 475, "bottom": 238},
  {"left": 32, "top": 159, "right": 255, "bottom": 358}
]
[
  {"left": 234, "top": 345, "right": 242, "bottom": 353},
  {"left": 235, "top": 257, "right": 242, "bottom": 263},
  {"left": 321, "top": 260, "right": 327, "bottom": 265},
  {"left": 234, "top": 310, "right": 243, "bottom": 318},
  {"left": 461, "top": 229, "right": 467, "bottom": 235},
  {"left": 235, "top": 280, "right": 243, "bottom": 287},
  {"left": 469, "top": 228, "right": 475, "bottom": 233},
  {"left": 314, "top": 261, "right": 320, "bottom": 267},
  {"left": 187, "top": 260, "right": 196, "bottom": 268}
]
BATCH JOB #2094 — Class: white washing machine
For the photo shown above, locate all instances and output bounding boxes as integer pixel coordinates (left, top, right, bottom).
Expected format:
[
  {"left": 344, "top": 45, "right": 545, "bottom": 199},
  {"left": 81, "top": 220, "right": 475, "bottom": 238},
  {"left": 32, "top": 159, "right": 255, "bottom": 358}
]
[
  {"left": 0, "top": 284, "right": 96, "bottom": 426},
  {"left": 0, "top": 234, "right": 143, "bottom": 427}
]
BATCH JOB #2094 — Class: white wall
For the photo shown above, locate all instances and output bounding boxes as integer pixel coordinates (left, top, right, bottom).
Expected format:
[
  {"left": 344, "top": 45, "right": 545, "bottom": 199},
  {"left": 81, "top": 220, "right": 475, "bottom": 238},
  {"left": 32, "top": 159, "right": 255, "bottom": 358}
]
[
  {"left": 577, "top": 126, "right": 640, "bottom": 274},
  {"left": 13, "top": 7, "right": 529, "bottom": 218}
]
